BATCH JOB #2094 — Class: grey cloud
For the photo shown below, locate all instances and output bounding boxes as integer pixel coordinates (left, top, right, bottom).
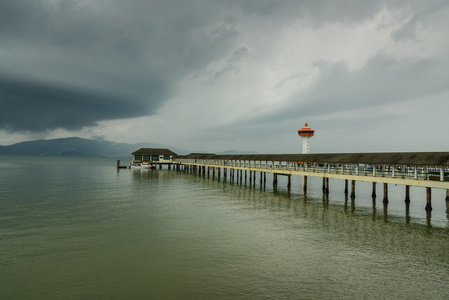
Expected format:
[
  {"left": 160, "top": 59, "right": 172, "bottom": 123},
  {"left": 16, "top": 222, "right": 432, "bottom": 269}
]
[
  {"left": 0, "top": 0, "right": 444, "bottom": 136},
  {"left": 213, "top": 47, "right": 250, "bottom": 79},
  {"left": 391, "top": 0, "right": 449, "bottom": 42},
  {"left": 209, "top": 53, "right": 448, "bottom": 138},
  {"left": 0, "top": 74, "right": 166, "bottom": 132},
  {"left": 264, "top": 54, "right": 449, "bottom": 122}
]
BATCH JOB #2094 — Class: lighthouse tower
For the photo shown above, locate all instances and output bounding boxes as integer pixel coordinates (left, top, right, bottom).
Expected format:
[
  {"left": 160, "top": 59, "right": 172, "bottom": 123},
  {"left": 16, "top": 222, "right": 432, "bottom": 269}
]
[{"left": 298, "top": 122, "right": 315, "bottom": 154}]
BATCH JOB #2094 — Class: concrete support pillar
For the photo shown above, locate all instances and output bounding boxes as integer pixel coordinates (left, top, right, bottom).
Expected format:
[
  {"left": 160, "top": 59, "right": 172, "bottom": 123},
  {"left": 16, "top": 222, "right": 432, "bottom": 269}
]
[
  {"left": 350, "top": 180, "right": 355, "bottom": 198},
  {"left": 325, "top": 178, "right": 329, "bottom": 194},
  {"left": 405, "top": 185, "right": 410, "bottom": 203},
  {"left": 303, "top": 176, "right": 308, "bottom": 192},
  {"left": 383, "top": 183, "right": 388, "bottom": 203},
  {"left": 344, "top": 179, "right": 348, "bottom": 195},
  {"left": 273, "top": 173, "right": 277, "bottom": 185},
  {"left": 414, "top": 167, "right": 418, "bottom": 180},
  {"left": 392, "top": 165, "right": 395, "bottom": 178},
  {"left": 426, "top": 187, "right": 432, "bottom": 211},
  {"left": 440, "top": 166, "right": 445, "bottom": 181},
  {"left": 372, "top": 182, "right": 377, "bottom": 198},
  {"left": 373, "top": 165, "right": 376, "bottom": 177}
]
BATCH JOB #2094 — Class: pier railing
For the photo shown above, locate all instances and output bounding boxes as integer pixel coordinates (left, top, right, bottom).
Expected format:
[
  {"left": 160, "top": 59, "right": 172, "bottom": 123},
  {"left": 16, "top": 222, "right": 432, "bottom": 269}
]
[
  {"left": 173, "top": 152, "right": 449, "bottom": 210},
  {"left": 176, "top": 160, "right": 447, "bottom": 180}
]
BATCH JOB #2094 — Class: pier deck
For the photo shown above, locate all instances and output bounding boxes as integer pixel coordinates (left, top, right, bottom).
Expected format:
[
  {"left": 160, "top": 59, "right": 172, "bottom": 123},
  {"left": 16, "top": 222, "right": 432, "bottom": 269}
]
[{"left": 174, "top": 152, "right": 449, "bottom": 210}]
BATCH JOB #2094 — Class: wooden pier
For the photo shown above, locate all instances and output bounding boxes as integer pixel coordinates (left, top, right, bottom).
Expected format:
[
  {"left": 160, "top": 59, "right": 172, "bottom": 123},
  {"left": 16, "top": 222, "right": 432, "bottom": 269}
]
[{"left": 173, "top": 152, "right": 449, "bottom": 211}]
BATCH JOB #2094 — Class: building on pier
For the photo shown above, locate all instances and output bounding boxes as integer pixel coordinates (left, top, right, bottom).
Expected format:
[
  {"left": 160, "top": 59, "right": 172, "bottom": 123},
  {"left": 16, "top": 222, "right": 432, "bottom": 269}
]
[
  {"left": 131, "top": 148, "right": 177, "bottom": 165},
  {"left": 298, "top": 122, "right": 315, "bottom": 154}
]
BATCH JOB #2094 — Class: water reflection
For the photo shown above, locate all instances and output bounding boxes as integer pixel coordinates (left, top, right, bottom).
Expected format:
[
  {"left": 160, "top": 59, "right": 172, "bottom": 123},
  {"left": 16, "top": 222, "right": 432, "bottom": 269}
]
[
  {"left": 383, "top": 202, "right": 388, "bottom": 223},
  {"left": 426, "top": 211, "right": 432, "bottom": 229},
  {"left": 447, "top": 201, "right": 449, "bottom": 219}
]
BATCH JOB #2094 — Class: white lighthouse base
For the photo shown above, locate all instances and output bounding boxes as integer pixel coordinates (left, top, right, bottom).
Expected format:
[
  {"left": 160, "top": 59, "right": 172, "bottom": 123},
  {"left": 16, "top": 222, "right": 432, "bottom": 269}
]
[{"left": 301, "top": 136, "right": 311, "bottom": 154}]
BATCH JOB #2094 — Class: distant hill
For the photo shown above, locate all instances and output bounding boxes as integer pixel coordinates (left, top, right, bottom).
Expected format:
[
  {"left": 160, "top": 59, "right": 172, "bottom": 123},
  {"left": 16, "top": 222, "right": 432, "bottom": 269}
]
[{"left": 0, "top": 137, "right": 188, "bottom": 157}]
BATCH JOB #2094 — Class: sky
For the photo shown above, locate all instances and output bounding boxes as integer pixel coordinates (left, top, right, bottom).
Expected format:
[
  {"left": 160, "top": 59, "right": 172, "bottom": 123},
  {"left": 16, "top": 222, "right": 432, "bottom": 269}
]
[{"left": 1, "top": 0, "right": 448, "bottom": 154}]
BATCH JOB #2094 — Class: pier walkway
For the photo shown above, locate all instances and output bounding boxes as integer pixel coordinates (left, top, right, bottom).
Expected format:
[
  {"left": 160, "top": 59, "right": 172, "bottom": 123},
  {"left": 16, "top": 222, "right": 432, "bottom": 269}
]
[{"left": 174, "top": 152, "right": 449, "bottom": 211}]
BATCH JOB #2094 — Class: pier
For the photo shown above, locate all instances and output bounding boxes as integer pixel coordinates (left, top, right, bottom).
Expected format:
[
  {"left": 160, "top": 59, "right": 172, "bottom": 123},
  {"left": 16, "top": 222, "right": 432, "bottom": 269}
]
[{"left": 173, "top": 152, "right": 449, "bottom": 211}]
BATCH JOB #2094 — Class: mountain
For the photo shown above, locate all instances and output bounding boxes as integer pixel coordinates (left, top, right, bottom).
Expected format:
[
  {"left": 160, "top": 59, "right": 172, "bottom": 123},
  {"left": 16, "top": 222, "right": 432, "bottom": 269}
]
[{"left": 0, "top": 137, "right": 189, "bottom": 157}]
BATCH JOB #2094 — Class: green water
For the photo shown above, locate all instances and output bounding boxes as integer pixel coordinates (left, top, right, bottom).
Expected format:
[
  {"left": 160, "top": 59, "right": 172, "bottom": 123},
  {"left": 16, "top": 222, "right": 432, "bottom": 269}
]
[{"left": 0, "top": 156, "right": 448, "bottom": 299}]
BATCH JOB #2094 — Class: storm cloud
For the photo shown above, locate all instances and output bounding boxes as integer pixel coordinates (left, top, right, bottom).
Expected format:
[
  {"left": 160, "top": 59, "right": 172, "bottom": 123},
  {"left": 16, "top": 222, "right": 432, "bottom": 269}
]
[
  {"left": 1, "top": 0, "right": 448, "bottom": 153},
  {"left": 0, "top": 74, "right": 166, "bottom": 131}
]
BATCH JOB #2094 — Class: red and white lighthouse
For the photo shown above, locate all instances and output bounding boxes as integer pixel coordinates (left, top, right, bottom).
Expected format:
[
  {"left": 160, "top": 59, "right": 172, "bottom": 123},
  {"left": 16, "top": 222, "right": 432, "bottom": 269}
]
[{"left": 298, "top": 122, "right": 315, "bottom": 154}]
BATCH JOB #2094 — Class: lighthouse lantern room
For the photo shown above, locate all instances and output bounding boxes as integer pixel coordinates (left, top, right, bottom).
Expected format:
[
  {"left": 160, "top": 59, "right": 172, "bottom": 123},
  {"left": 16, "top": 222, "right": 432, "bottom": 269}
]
[{"left": 298, "top": 122, "right": 315, "bottom": 154}]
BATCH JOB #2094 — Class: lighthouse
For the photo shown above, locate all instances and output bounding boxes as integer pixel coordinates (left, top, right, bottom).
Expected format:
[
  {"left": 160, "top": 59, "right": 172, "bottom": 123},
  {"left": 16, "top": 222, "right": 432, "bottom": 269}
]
[{"left": 298, "top": 122, "right": 315, "bottom": 154}]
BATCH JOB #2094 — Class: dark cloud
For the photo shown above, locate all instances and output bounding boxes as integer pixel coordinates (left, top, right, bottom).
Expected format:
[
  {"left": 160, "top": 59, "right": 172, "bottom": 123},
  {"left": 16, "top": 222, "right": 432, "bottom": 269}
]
[
  {"left": 0, "top": 0, "right": 446, "bottom": 143},
  {"left": 391, "top": 0, "right": 449, "bottom": 42},
  {"left": 255, "top": 54, "right": 449, "bottom": 123},
  {"left": 201, "top": 53, "right": 449, "bottom": 143},
  {"left": 0, "top": 74, "right": 166, "bottom": 132}
]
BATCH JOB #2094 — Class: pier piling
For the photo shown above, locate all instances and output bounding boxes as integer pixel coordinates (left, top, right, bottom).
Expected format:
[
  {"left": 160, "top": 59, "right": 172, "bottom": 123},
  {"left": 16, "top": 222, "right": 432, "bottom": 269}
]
[
  {"left": 344, "top": 179, "right": 348, "bottom": 195},
  {"left": 405, "top": 185, "right": 410, "bottom": 203},
  {"left": 383, "top": 183, "right": 389, "bottom": 203},
  {"left": 350, "top": 180, "right": 355, "bottom": 198},
  {"left": 426, "top": 187, "right": 432, "bottom": 211}
]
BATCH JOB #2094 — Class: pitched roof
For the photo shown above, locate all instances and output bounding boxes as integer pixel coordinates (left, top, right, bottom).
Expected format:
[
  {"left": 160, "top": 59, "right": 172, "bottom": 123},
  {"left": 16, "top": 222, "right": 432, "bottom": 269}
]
[
  {"left": 175, "top": 152, "right": 449, "bottom": 166},
  {"left": 131, "top": 148, "right": 177, "bottom": 156}
]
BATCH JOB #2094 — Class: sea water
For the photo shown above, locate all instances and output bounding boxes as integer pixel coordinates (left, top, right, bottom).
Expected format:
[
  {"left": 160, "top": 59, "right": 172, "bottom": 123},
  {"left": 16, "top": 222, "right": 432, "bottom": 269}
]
[{"left": 0, "top": 156, "right": 448, "bottom": 299}]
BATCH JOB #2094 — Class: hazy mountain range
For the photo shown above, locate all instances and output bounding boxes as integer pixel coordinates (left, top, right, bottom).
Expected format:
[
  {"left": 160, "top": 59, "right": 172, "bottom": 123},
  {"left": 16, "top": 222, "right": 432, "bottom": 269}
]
[
  {"left": 0, "top": 137, "right": 254, "bottom": 157},
  {"left": 0, "top": 137, "right": 189, "bottom": 157}
]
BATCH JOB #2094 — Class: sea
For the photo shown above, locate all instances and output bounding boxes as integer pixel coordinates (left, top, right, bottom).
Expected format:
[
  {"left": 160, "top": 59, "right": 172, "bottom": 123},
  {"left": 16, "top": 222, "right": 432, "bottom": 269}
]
[{"left": 0, "top": 155, "right": 448, "bottom": 300}]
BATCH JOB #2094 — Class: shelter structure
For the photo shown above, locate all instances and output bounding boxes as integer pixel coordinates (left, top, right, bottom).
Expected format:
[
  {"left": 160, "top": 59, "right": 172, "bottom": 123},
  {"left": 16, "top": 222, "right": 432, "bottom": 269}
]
[{"left": 132, "top": 148, "right": 177, "bottom": 166}]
